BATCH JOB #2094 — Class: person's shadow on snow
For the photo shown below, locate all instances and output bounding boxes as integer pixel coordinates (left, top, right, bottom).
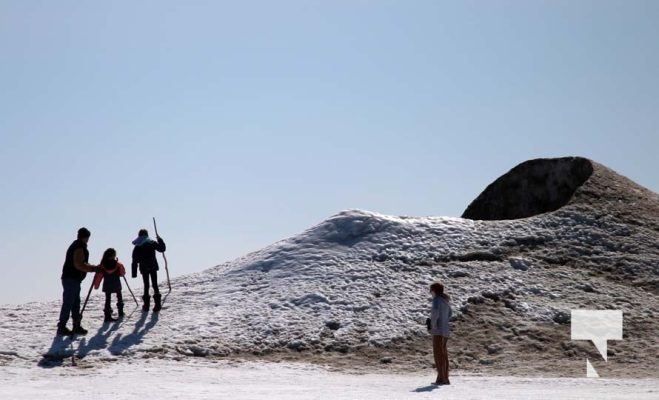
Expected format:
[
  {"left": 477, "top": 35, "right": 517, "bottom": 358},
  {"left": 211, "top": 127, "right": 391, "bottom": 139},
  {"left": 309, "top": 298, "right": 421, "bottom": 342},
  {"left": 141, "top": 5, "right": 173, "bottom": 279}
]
[
  {"left": 76, "top": 315, "right": 127, "bottom": 358},
  {"left": 39, "top": 335, "right": 76, "bottom": 368},
  {"left": 38, "top": 313, "right": 128, "bottom": 368},
  {"left": 412, "top": 384, "right": 442, "bottom": 393},
  {"left": 39, "top": 309, "right": 159, "bottom": 367},
  {"left": 108, "top": 311, "right": 159, "bottom": 354}
]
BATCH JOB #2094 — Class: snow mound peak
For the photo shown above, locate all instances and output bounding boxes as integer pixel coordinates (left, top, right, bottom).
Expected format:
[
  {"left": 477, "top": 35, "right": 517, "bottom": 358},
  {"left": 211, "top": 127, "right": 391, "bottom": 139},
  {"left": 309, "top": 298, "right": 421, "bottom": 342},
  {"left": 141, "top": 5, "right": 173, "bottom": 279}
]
[{"left": 309, "top": 209, "right": 393, "bottom": 245}]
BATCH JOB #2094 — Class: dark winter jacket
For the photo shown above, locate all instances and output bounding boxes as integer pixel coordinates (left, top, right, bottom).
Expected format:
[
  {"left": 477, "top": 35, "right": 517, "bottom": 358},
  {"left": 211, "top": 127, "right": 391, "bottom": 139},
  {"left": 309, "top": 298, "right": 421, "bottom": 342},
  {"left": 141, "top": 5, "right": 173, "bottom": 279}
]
[
  {"left": 131, "top": 236, "right": 166, "bottom": 276},
  {"left": 100, "top": 259, "right": 124, "bottom": 293},
  {"left": 61, "top": 239, "right": 89, "bottom": 282}
]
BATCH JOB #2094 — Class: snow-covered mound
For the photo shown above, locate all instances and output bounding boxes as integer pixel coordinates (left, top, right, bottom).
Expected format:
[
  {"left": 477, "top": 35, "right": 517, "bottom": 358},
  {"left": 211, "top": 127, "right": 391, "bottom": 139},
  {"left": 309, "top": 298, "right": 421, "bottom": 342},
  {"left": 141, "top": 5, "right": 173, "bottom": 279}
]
[{"left": 1, "top": 157, "right": 657, "bottom": 378}]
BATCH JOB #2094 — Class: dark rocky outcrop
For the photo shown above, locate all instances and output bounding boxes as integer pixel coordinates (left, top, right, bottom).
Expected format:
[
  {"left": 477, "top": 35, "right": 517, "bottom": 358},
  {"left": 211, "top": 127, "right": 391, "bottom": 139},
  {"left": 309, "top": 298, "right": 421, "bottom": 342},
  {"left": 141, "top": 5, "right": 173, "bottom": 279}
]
[
  {"left": 462, "top": 157, "right": 594, "bottom": 220},
  {"left": 462, "top": 155, "right": 659, "bottom": 231}
]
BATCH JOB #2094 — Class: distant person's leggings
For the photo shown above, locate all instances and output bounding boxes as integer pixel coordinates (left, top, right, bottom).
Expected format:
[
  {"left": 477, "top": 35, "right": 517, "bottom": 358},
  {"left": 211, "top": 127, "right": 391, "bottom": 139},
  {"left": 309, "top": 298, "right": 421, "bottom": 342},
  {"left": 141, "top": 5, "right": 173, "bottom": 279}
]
[{"left": 142, "top": 271, "right": 159, "bottom": 296}]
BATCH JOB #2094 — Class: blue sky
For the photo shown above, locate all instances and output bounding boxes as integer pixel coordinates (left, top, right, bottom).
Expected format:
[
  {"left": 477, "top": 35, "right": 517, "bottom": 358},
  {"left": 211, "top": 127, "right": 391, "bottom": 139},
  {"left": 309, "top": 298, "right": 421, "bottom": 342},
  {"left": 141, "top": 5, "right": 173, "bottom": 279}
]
[{"left": 1, "top": 1, "right": 657, "bottom": 304}]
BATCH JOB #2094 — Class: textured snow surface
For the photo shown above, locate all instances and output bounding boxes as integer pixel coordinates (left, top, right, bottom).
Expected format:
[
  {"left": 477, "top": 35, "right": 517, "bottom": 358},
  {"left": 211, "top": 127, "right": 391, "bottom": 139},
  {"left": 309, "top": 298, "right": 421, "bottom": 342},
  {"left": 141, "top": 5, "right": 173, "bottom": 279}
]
[
  {"left": 1, "top": 158, "right": 657, "bottom": 398},
  {"left": 0, "top": 206, "right": 656, "bottom": 370},
  {"left": 0, "top": 210, "right": 579, "bottom": 361},
  {"left": 1, "top": 359, "right": 657, "bottom": 400},
  {"left": 0, "top": 208, "right": 655, "bottom": 398}
]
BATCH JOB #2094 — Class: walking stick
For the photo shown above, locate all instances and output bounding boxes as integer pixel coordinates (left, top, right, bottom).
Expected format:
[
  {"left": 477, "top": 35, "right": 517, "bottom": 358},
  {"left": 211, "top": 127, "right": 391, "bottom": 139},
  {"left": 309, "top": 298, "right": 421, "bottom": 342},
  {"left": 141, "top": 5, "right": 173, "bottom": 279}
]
[
  {"left": 123, "top": 276, "right": 139, "bottom": 307},
  {"left": 153, "top": 217, "right": 171, "bottom": 293},
  {"left": 80, "top": 279, "right": 95, "bottom": 318}
]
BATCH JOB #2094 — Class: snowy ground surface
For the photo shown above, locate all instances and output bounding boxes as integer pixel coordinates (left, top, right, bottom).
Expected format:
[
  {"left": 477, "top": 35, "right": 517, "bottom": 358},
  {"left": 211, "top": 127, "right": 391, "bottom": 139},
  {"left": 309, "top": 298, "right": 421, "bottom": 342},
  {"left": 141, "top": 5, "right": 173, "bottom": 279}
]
[
  {"left": 1, "top": 359, "right": 657, "bottom": 400},
  {"left": 4, "top": 208, "right": 653, "bottom": 371},
  {"left": 3, "top": 211, "right": 553, "bottom": 363},
  {"left": 1, "top": 158, "right": 657, "bottom": 398}
]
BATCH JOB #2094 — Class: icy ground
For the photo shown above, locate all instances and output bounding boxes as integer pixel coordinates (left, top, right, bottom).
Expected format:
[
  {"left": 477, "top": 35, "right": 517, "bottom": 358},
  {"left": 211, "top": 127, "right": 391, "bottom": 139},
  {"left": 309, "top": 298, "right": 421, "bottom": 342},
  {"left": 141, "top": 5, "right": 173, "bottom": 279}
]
[
  {"left": 1, "top": 159, "right": 658, "bottom": 396},
  {"left": 5, "top": 208, "right": 652, "bottom": 366},
  {"left": 0, "top": 204, "right": 657, "bottom": 377},
  {"left": 5, "top": 211, "right": 531, "bottom": 363},
  {"left": 1, "top": 359, "right": 657, "bottom": 400}
]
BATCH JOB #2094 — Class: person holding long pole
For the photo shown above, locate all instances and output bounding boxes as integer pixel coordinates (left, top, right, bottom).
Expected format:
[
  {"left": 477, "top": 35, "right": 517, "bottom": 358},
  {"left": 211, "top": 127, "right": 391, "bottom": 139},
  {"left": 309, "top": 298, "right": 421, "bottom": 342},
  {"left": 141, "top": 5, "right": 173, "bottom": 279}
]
[
  {"left": 131, "top": 229, "right": 166, "bottom": 312},
  {"left": 153, "top": 217, "right": 171, "bottom": 292},
  {"left": 57, "top": 227, "right": 99, "bottom": 336}
]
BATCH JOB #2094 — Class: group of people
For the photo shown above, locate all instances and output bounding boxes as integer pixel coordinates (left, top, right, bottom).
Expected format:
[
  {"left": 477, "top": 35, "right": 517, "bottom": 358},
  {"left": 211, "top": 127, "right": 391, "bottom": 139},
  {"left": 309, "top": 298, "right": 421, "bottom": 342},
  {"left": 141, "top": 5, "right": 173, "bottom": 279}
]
[
  {"left": 57, "top": 228, "right": 452, "bottom": 385},
  {"left": 57, "top": 227, "right": 166, "bottom": 336}
]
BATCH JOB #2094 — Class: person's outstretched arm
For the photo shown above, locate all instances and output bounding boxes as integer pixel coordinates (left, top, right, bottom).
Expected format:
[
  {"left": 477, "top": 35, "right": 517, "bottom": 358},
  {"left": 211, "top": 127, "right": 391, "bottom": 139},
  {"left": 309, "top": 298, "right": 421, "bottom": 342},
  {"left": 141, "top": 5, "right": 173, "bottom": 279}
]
[{"left": 73, "top": 248, "right": 96, "bottom": 273}]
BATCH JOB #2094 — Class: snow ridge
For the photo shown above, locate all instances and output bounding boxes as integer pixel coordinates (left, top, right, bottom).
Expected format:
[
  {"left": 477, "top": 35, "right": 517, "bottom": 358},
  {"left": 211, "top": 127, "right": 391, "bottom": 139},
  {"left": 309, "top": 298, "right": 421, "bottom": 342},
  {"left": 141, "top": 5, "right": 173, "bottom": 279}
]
[{"left": 1, "top": 158, "right": 657, "bottom": 380}]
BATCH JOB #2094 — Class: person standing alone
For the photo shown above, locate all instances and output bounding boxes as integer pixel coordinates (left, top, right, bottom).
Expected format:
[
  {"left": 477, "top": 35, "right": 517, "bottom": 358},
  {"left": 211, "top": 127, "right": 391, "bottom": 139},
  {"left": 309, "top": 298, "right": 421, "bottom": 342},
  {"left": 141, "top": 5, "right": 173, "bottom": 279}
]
[
  {"left": 57, "top": 227, "right": 98, "bottom": 336},
  {"left": 131, "top": 229, "right": 166, "bottom": 312},
  {"left": 429, "top": 281, "right": 452, "bottom": 385}
]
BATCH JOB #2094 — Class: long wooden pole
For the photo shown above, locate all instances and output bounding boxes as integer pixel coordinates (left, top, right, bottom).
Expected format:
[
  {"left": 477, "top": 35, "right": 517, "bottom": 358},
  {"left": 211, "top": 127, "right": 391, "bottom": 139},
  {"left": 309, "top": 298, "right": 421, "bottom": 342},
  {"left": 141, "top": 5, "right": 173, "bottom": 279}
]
[{"left": 153, "top": 217, "right": 171, "bottom": 292}]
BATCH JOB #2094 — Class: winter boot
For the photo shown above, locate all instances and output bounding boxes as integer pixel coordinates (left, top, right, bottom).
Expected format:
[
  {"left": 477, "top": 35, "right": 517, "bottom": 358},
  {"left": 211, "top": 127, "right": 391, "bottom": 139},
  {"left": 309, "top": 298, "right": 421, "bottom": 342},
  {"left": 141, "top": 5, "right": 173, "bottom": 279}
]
[
  {"left": 142, "top": 295, "right": 150, "bottom": 312},
  {"left": 153, "top": 293, "right": 162, "bottom": 312},
  {"left": 71, "top": 321, "right": 88, "bottom": 335},
  {"left": 117, "top": 301, "right": 125, "bottom": 318},
  {"left": 56, "top": 323, "right": 72, "bottom": 336},
  {"left": 104, "top": 307, "right": 117, "bottom": 322}
]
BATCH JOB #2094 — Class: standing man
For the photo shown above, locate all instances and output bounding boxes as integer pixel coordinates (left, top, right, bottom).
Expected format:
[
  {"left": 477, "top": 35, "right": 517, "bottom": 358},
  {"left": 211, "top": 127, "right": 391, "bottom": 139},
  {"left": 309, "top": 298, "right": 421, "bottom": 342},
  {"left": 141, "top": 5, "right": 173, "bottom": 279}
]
[
  {"left": 57, "top": 227, "right": 98, "bottom": 336},
  {"left": 131, "top": 229, "right": 166, "bottom": 312}
]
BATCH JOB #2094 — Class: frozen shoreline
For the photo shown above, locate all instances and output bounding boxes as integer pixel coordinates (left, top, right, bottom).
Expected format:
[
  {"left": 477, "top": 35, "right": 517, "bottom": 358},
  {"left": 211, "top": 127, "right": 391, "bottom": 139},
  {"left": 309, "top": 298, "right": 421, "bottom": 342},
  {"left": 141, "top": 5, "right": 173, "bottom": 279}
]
[{"left": 2, "top": 359, "right": 657, "bottom": 400}]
